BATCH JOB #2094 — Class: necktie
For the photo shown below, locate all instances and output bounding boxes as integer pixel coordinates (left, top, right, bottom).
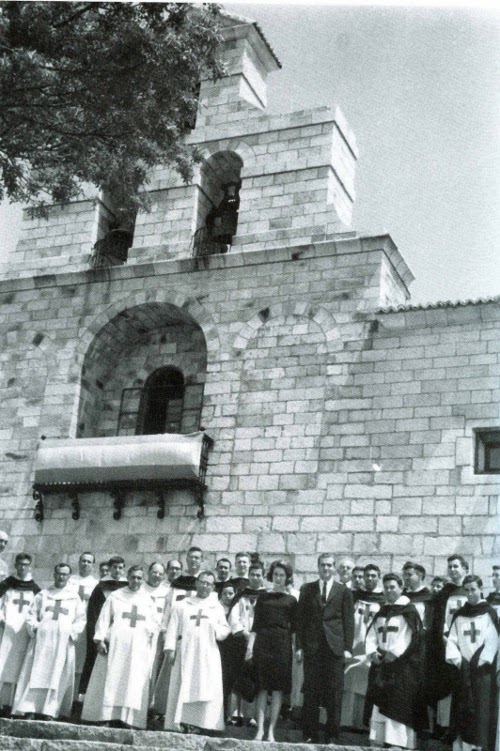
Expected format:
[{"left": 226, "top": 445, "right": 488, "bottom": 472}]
[{"left": 322, "top": 581, "right": 327, "bottom": 604}]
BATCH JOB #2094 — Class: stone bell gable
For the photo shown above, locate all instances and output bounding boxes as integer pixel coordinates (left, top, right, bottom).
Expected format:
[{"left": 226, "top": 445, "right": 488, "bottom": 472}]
[{"left": 0, "top": 11, "right": 498, "bottom": 585}]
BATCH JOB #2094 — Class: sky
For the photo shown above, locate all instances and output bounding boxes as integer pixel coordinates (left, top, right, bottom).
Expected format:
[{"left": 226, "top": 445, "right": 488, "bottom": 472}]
[{"left": 0, "top": 2, "right": 499, "bottom": 306}]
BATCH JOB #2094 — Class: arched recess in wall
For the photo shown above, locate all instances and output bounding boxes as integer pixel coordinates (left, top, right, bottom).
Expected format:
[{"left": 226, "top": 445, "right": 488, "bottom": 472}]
[
  {"left": 232, "top": 307, "right": 329, "bottom": 504},
  {"left": 75, "top": 302, "right": 208, "bottom": 439},
  {"left": 194, "top": 150, "right": 243, "bottom": 254}
]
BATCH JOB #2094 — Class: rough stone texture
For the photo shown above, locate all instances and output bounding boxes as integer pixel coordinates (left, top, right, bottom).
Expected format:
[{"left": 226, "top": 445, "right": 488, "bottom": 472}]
[
  {"left": 0, "top": 740, "right": 43, "bottom": 751},
  {"left": 0, "top": 14, "right": 497, "bottom": 585}
]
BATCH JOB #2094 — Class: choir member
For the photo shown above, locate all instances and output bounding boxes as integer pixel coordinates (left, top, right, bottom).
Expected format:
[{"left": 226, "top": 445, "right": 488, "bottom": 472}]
[
  {"left": 0, "top": 554, "right": 41, "bottom": 714},
  {"left": 12, "top": 563, "right": 86, "bottom": 720},
  {"left": 81, "top": 565, "right": 159, "bottom": 729},
  {"left": 366, "top": 573, "right": 426, "bottom": 749},
  {"left": 215, "top": 558, "right": 232, "bottom": 595},
  {"left": 446, "top": 574, "right": 498, "bottom": 751},
  {"left": 0, "top": 531, "right": 9, "bottom": 581},
  {"left": 429, "top": 555, "right": 469, "bottom": 736},
  {"left": 69, "top": 552, "right": 98, "bottom": 698},
  {"left": 341, "top": 563, "right": 385, "bottom": 730},
  {"left": 164, "top": 570, "right": 230, "bottom": 733},
  {"left": 487, "top": 565, "right": 500, "bottom": 618},
  {"left": 79, "top": 556, "right": 127, "bottom": 695}
]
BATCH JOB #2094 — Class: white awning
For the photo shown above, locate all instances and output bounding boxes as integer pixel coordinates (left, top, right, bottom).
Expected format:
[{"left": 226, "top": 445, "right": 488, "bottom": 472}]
[{"left": 34, "top": 432, "right": 210, "bottom": 486}]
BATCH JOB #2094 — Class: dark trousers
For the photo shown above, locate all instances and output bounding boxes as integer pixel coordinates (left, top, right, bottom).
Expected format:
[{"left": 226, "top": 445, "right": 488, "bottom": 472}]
[{"left": 302, "top": 642, "right": 344, "bottom": 740}]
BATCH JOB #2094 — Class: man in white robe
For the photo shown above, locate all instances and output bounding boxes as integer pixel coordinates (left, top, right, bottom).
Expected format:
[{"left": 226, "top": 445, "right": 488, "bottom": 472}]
[
  {"left": 68, "top": 551, "right": 98, "bottom": 699},
  {"left": 164, "top": 570, "right": 230, "bottom": 733},
  {"left": 429, "top": 555, "right": 469, "bottom": 736},
  {"left": 0, "top": 530, "right": 9, "bottom": 582},
  {"left": 365, "top": 573, "right": 426, "bottom": 750},
  {"left": 12, "top": 562, "right": 86, "bottom": 720},
  {"left": 143, "top": 562, "right": 170, "bottom": 709},
  {"left": 0, "top": 553, "right": 41, "bottom": 713},
  {"left": 486, "top": 565, "right": 500, "bottom": 617},
  {"left": 446, "top": 575, "right": 498, "bottom": 751},
  {"left": 341, "top": 563, "right": 384, "bottom": 730},
  {"left": 81, "top": 565, "right": 159, "bottom": 729}
]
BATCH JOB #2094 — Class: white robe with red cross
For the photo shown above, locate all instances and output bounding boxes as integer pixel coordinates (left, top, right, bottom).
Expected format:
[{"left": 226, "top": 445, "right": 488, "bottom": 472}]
[
  {"left": 12, "top": 585, "right": 86, "bottom": 718},
  {"left": 164, "top": 595, "right": 230, "bottom": 731},
  {"left": 81, "top": 586, "right": 159, "bottom": 729},
  {"left": 0, "top": 584, "right": 38, "bottom": 706}
]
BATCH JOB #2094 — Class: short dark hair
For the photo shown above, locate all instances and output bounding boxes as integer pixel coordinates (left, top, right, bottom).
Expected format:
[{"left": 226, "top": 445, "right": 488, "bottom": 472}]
[
  {"left": 402, "top": 561, "right": 426, "bottom": 579},
  {"left": 249, "top": 561, "right": 265, "bottom": 574},
  {"left": 187, "top": 546, "right": 203, "bottom": 556},
  {"left": 217, "top": 557, "right": 232, "bottom": 568},
  {"left": 352, "top": 566, "right": 364, "bottom": 575},
  {"left": 128, "top": 564, "right": 144, "bottom": 576},
  {"left": 447, "top": 555, "right": 469, "bottom": 571},
  {"left": 148, "top": 561, "right": 165, "bottom": 572},
  {"left": 108, "top": 556, "right": 125, "bottom": 567},
  {"left": 492, "top": 565, "right": 500, "bottom": 571},
  {"left": 364, "top": 564, "right": 381, "bottom": 576},
  {"left": 383, "top": 573, "right": 403, "bottom": 588},
  {"left": 54, "top": 562, "right": 71, "bottom": 574},
  {"left": 235, "top": 551, "right": 251, "bottom": 561},
  {"left": 317, "top": 553, "right": 335, "bottom": 566},
  {"left": 15, "top": 553, "right": 32, "bottom": 564},
  {"left": 99, "top": 560, "right": 109, "bottom": 570},
  {"left": 79, "top": 552, "right": 95, "bottom": 562},
  {"left": 220, "top": 580, "right": 236, "bottom": 592},
  {"left": 267, "top": 559, "right": 293, "bottom": 585},
  {"left": 431, "top": 575, "right": 448, "bottom": 584},
  {"left": 463, "top": 574, "right": 482, "bottom": 589}
]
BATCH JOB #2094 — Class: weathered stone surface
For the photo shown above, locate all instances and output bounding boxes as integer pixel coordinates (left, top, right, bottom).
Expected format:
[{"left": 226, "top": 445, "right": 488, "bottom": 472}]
[
  {"left": 0, "top": 739, "right": 43, "bottom": 751},
  {"left": 0, "top": 720, "right": 132, "bottom": 745}
]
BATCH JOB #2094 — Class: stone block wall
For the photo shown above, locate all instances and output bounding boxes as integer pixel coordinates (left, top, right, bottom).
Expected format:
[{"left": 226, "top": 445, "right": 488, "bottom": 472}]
[{"left": 0, "top": 235, "right": 497, "bottom": 586}]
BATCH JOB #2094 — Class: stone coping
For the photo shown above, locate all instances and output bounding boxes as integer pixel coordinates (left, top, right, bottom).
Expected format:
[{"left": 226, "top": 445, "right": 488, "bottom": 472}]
[{"left": 0, "top": 234, "right": 410, "bottom": 293}]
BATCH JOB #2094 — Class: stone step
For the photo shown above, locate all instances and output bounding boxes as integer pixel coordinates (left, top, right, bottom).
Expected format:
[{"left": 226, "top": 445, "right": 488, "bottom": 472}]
[
  {"left": 0, "top": 719, "right": 204, "bottom": 750},
  {"left": 0, "top": 719, "right": 370, "bottom": 751}
]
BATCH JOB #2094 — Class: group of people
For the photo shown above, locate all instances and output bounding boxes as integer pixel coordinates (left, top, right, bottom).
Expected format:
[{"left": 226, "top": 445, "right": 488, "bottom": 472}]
[{"left": 0, "top": 528, "right": 499, "bottom": 751}]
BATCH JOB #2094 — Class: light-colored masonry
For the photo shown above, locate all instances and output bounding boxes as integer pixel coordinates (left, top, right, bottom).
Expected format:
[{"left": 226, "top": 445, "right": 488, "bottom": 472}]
[{"left": 0, "top": 14, "right": 498, "bottom": 585}]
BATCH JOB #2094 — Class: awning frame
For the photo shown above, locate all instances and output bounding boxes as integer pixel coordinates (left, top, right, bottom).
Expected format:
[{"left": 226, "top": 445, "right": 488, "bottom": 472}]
[{"left": 32, "top": 433, "right": 213, "bottom": 522}]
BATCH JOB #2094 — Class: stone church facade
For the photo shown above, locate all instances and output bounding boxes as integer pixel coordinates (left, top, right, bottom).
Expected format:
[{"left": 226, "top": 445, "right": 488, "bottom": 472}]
[{"left": 0, "top": 14, "right": 498, "bottom": 584}]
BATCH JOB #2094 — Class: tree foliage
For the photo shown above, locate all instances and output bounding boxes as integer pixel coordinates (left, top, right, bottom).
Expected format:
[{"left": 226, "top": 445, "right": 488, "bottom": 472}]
[{"left": 0, "top": 2, "right": 223, "bottom": 215}]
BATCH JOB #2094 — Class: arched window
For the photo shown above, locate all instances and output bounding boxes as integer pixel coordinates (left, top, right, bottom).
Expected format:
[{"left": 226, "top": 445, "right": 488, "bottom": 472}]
[
  {"left": 193, "top": 150, "right": 243, "bottom": 257},
  {"left": 138, "top": 368, "right": 185, "bottom": 435},
  {"left": 117, "top": 367, "right": 186, "bottom": 436}
]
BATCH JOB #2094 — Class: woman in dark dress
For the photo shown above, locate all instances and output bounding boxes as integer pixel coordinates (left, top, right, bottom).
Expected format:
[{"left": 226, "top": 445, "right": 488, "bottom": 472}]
[{"left": 245, "top": 560, "right": 297, "bottom": 741}]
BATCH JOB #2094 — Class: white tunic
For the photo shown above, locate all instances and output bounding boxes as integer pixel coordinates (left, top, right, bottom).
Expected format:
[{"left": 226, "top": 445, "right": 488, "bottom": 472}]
[
  {"left": 437, "top": 587, "right": 468, "bottom": 727},
  {"left": 12, "top": 585, "right": 86, "bottom": 718},
  {"left": 0, "top": 583, "right": 38, "bottom": 706},
  {"left": 341, "top": 595, "right": 382, "bottom": 729},
  {"left": 366, "top": 596, "right": 417, "bottom": 750},
  {"left": 81, "top": 586, "right": 159, "bottom": 729},
  {"left": 446, "top": 610, "right": 498, "bottom": 666},
  {"left": 68, "top": 574, "right": 99, "bottom": 687},
  {"left": 0, "top": 560, "right": 8, "bottom": 582},
  {"left": 228, "top": 589, "right": 263, "bottom": 635},
  {"left": 164, "top": 595, "right": 230, "bottom": 731},
  {"left": 143, "top": 582, "right": 171, "bottom": 700}
]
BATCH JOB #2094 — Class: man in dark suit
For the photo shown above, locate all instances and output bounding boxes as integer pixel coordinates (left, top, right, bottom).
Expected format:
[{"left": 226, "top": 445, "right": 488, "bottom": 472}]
[{"left": 296, "top": 553, "right": 354, "bottom": 743}]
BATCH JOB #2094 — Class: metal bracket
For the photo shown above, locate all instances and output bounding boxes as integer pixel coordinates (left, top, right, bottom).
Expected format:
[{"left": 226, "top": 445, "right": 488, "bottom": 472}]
[
  {"left": 110, "top": 488, "right": 126, "bottom": 520},
  {"left": 33, "top": 487, "right": 44, "bottom": 522},
  {"left": 70, "top": 490, "right": 80, "bottom": 521},
  {"left": 196, "top": 485, "right": 205, "bottom": 520},
  {"left": 157, "top": 490, "right": 165, "bottom": 520}
]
